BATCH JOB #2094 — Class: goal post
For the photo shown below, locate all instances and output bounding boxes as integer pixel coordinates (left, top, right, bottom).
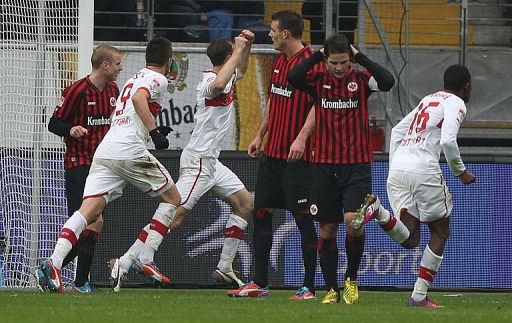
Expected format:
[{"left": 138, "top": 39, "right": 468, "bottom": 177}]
[
  {"left": 0, "top": 0, "right": 93, "bottom": 288},
  {"left": 78, "top": 0, "right": 94, "bottom": 79}
]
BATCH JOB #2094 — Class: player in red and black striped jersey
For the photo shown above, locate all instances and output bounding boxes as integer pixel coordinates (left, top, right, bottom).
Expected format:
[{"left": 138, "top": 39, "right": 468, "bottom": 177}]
[
  {"left": 228, "top": 10, "right": 320, "bottom": 300},
  {"left": 288, "top": 33, "right": 394, "bottom": 304},
  {"left": 44, "top": 44, "right": 122, "bottom": 292}
]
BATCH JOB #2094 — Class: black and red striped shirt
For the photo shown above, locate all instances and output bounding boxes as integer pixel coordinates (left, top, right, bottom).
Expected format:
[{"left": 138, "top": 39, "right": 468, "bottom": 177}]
[
  {"left": 307, "top": 67, "right": 374, "bottom": 164},
  {"left": 52, "top": 77, "right": 119, "bottom": 170},
  {"left": 264, "top": 45, "right": 321, "bottom": 161}
]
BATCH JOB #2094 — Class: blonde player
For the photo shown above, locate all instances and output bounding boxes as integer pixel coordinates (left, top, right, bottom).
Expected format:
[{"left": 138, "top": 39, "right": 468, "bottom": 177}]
[
  {"left": 353, "top": 64, "right": 476, "bottom": 307},
  {"left": 109, "top": 30, "right": 255, "bottom": 291},
  {"left": 38, "top": 37, "right": 181, "bottom": 292}
]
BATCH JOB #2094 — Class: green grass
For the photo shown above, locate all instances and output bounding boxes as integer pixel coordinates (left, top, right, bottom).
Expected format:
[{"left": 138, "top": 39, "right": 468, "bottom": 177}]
[{"left": 0, "top": 289, "right": 510, "bottom": 323}]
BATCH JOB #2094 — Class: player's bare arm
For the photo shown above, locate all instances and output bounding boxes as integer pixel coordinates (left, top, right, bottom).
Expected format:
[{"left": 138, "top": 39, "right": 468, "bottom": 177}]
[
  {"left": 209, "top": 36, "right": 248, "bottom": 96},
  {"left": 132, "top": 89, "right": 157, "bottom": 132},
  {"left": 248, "top": 98, "right": 270, "bottom": 157},
  {"left": 236, "top": 30, "right": 255, "bottom": 80},
  {"left": 132, "top": 88, "right": 169, "bottom": 149},
  {"left": 288, "top": 106, "right": 315, "bottom": 162}
]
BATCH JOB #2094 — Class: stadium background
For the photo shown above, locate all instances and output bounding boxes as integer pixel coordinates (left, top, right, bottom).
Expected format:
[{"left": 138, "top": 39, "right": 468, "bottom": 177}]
[{"left": 1, "top": 0, "right": 512, "bottom": 290}]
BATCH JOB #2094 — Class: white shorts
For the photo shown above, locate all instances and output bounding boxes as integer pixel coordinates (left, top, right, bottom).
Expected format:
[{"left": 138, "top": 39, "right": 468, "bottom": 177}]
[
  {"left": 176, "top": 151, "right": 245, "bottom": 210},
  {"left": 83, "top": 152, "right": 175, "bottom": 203},
  {"left": 387, "top": 169, "right": 453, "bottom": 223}
]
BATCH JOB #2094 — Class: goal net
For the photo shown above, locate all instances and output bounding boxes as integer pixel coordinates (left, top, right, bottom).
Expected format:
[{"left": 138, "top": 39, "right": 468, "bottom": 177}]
[{"left": 0, "top": 0, "right": 90, "bottom": 288}]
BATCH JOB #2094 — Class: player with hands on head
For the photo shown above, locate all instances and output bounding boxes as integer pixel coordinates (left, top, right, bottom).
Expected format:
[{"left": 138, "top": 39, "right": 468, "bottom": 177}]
[
  {"left": 109, "top": 30, "right": 256, "bottom": 291},
  {"left": 352, "top": 64, "right": 475, "bottom": 308},
  {"left": 38, "top": 37, "right": 181, "bottom": 293},
  {"left": 287, "top": 33, "right": 395, "bottom": 304}
]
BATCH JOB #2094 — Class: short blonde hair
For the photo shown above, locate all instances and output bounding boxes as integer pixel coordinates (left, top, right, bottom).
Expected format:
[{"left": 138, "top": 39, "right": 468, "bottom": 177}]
[{"left": 91, "top": 44, "right": 121, "bottom": 69}]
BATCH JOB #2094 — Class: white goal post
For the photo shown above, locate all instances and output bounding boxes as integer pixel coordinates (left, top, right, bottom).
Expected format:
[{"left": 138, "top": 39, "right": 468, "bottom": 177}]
[{"left": 0, "top": 0, "right": 93, "bottom": 288}]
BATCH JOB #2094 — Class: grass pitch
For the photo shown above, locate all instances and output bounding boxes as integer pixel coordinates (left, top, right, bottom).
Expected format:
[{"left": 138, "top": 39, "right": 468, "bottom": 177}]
[{"left": 0, "top": 289, "right": 510, "bottom": 322}]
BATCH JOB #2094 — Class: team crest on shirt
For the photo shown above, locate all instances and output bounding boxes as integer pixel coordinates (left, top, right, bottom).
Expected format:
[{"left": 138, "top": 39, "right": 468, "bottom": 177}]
[
  {"left": 110, "top": 97, "right": 117, "bottom": 106},
  {"left": 347, "top": 82, "right": 358, "bottom": 92},
  {"left": 310, "top": 204, "right": 318, "bottom": 216}
]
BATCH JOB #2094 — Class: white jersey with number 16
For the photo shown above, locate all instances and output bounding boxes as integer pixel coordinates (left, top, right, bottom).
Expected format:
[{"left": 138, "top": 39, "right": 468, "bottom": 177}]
[
  {"left": 389, "top": 91, "right": 467, "bottom": 176},
  {"left": 95, "top": 68, "right": 168, "bottom": 160}
]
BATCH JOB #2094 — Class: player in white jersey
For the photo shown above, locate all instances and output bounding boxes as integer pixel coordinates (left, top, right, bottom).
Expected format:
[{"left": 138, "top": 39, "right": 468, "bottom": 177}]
[
  {"left": 38, "top": 37, "right": 181, "bottom": 293},
  {"left": 108, "top": 30, "right": 255, "bottom": 291},
  {"left": 352, "top": 65, "right": 476, "bottom": 308}
]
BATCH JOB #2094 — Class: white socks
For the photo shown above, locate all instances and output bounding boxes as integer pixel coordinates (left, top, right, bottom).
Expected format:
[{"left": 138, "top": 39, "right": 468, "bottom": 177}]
[
  {"left": 411, "top": 245, "right": 443, "bottom": 301},
  {"left": 140, "top": 203, "right": 176, "bottom": 264},
  {"left": 51, "top": 211, "right": 87, "bottom": 269},
  {"left": 378, "top": 207, "right": 410, "bottom": 244},
  {"left": 217, "top": 214, "right": 248, "bottom": 273}
]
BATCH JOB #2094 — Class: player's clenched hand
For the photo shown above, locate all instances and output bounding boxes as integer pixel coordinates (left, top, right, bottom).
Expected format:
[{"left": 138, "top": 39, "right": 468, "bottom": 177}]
[
  {"left": 458, "top": 169, "right": 476, "bottom": 185},
  {"left": 234, "top": 36, "right": 248, "bottom": 51},
  {"left": 149, "top": 128, "right": 169, "bottom": 150},
  {"left": 287, "top": 138, "right": 305, "bottom": 162},
  {"left": 70, "top": 126, "right": 88, "bottom": 138},
  {"left": 248, "top": 136, "right": 262, "bottom": 157},
  {"left": 240, "top": 29, "right": 255, "bottom": 44}
]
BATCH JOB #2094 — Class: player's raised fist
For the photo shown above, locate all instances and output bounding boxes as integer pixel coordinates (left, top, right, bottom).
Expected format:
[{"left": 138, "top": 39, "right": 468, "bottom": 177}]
[
  {"left": 240, "top": 29, "right": 255, "bottom": 44},
  {"left": 234, "top": 36, "right": 248, "bottom": 50}
]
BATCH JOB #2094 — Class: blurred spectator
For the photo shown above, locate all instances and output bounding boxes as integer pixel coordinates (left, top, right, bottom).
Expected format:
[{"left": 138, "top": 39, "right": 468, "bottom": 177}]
[
  {"left": 94, "top": 0, "right": 146, "bottom": 41},
  {"left": 155, "top": 0, "right": 208, "bottom": 42},
  {"left": 198, "top": 0, "right": 266, "bottom": 42}
]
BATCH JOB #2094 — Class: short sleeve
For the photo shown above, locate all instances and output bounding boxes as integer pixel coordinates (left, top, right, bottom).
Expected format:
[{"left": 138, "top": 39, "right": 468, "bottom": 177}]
[
  {"left": 146, "top": 74, "right": 168, "bottom": 102},
  {"left": 52, "top": 84, "right": 80, "bottom": 120},
  {"left": 201, "top": 74, "right": 218, "bottom": 99}
]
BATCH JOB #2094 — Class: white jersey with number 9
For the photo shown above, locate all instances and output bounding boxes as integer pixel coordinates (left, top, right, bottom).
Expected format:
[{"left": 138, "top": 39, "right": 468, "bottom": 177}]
[{"left": 95, "top": 68, "right": 168, "bottom": 160}]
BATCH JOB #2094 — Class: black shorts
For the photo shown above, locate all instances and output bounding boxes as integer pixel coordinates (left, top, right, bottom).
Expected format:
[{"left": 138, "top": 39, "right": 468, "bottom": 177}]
[
  {"left": 65, "top": 165, "right": 90, "bottom": 217},
  {"left": 254, "top": 155, "right": 311, "bottom": 212},
  {"left": 310, "top": 163, "right": 372, "bottom": 223}
]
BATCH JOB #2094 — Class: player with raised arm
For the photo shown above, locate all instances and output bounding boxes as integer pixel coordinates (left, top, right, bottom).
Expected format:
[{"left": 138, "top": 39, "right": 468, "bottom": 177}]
[
  {"left": 37, "top": 37, "right": 181, "bottom": 293},
  {"left": 228, "top": 10, "right": 320, "bottom": 300},
  {"left": 108, "top": 30, "right": 255, "bottom": 291},
  {"left": 35, "top": 44, "right": 122, "bottom": 293},
  {"left": 287, "top": 33, "right": 395, "bottom": 304},
  {"left": 352, "top": 64, "right": 475, "bottom": 308}
]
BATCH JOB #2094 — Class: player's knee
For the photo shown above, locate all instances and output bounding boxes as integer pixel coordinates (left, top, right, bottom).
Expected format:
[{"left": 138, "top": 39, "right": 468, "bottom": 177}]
[
  {"left": 238, "top": 205, "right": 253, "bottom": 221},
  {"left": 254, "top": 208, "right": 272, "bottom": 219},
  {"left": 170, "top": 192, "right": 181, "bottom": 207},
  {"left": 319, "top": 222, "right": 338, "bottom": 239},
  {"left": 161, "top": 186, "right": 181, "bottom": 207},
  {"left": 402, "top": 230, "right": 420, "bottom": 249},
  {"left": 88, "top": 215, "right": 104, "bottom": 232}
]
